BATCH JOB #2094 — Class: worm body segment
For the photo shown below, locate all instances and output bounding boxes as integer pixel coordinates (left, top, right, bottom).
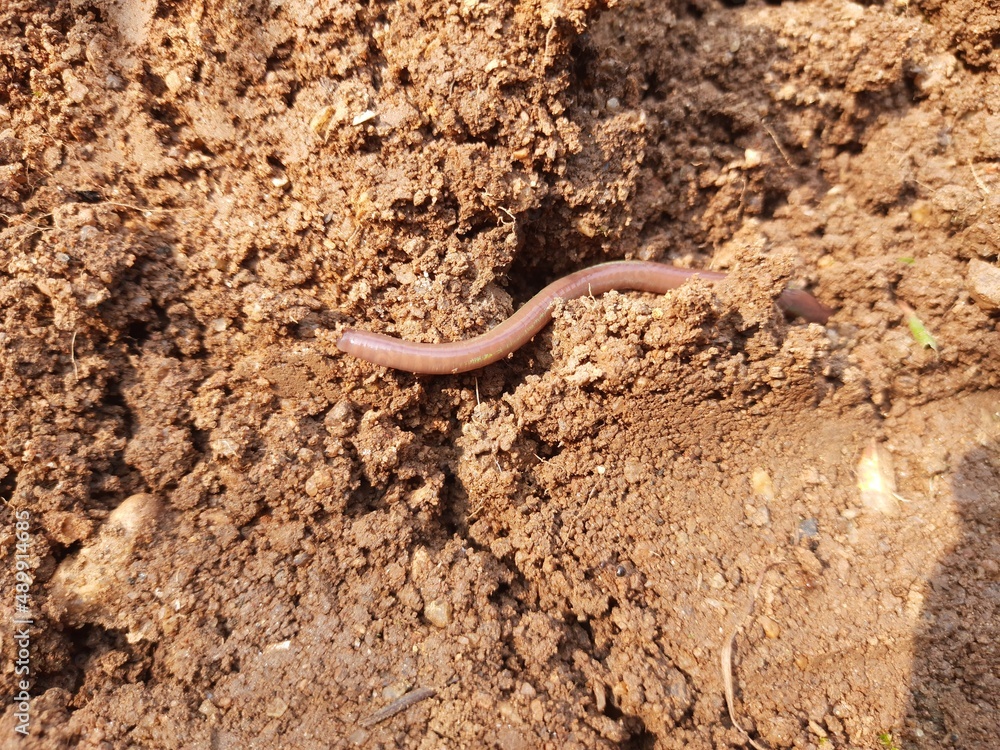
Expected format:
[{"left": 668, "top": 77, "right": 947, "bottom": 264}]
[{"left": 337, "top": 261, "right": 831, "bottom": 374}]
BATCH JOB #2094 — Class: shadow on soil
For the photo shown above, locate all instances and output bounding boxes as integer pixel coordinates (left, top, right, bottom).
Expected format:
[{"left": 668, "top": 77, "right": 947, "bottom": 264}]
[{"left": 906, "top": 435, "right": 1000, "bottom": 748}]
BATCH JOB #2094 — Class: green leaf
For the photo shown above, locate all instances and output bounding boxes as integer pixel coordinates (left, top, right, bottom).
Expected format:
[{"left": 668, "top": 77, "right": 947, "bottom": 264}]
[{"left": 905, "top": 311, "right": 938, "bottom": 352}]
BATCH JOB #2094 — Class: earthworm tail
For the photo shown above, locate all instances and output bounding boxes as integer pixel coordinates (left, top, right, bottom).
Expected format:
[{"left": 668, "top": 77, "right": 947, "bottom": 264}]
[{"left": 337, "top": 261, "right": 831, "bottom": 375}]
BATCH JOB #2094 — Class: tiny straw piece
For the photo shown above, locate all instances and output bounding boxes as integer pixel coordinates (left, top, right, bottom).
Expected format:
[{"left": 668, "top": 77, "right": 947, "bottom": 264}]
[
  {"left": 70, "top": 330, "right": 78, "bottom": 380},
  {"left": 358, "top": 687, "right": 437, "bottom": 728},
  {"left": 338, "top": 260, "right": 831, "bottom": 374},
  {"left": 721, "top": 561, "right": 780, "bottom": 750}
]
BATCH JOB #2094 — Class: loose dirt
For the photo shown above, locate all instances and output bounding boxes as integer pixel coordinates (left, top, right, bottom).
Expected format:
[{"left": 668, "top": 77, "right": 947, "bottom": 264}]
[{"left": 1, "top": 0, "right": 998, "bottom": 748}]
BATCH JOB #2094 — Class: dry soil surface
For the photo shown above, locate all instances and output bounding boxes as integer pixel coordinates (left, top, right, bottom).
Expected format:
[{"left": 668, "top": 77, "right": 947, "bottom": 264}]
[{"left": 1, "top": 0, "right": 999, "bottom": 748}]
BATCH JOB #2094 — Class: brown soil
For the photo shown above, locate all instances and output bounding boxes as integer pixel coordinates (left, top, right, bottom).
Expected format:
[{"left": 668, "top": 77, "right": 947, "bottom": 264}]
[{"left": 1, "top": 0, "right": 998, "bottom": 748}]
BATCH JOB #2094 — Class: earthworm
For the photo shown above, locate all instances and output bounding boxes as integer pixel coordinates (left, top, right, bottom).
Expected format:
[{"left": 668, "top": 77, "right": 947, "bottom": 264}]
[{"left": 337, "top": 260, "right": 831, "bottom": 374}]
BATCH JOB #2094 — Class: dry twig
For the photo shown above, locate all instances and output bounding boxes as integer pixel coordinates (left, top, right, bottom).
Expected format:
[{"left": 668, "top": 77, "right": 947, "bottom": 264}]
[{"left": 359, "top": 687, "right": 437, "bottom": 728}]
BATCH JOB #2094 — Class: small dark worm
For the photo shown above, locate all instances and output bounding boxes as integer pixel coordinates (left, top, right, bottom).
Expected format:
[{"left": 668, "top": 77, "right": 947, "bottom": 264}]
[{"left": 338, "top": 260, "right": 831, "bottom": 375}]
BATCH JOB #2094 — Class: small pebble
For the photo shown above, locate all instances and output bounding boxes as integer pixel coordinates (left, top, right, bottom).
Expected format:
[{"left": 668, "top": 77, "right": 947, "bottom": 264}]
[
  {"left": 759, "top": 615, "right": 781, "bottom": 639},
  {"left": 325, "top": 401, "right": 358, "bottom": 437},
  {"left": 751, "top": 467, "right": 775, "bottom": 502},
  {"left": 165, "top": 70, "right": 183, "bottom": 92},
  {"left": 304, "top": 468, "right": 334, "bottom": 497},
  {"left": 798, "top": 518, "right": 819, "bottom": 539},
  {"left": 265, "top": 698, "right": 288, "bottom": 718},
  {"left": 61, "top": 70, "right": 89, "bottom": 103},
  {"left": 808, "top": 719, "right": 828, "bottom": 738},
  {"left": 50, "top": 494, "right": 162, "bottom": 621},
  {"left": 424, "top": 599, "right": 452, "bottom": 628},
  {"left": 967, "top": 258, "right": 1000, "bottom": 311},
  {"left": 593, "top": 683, "right": 605, "bottom": 712}
]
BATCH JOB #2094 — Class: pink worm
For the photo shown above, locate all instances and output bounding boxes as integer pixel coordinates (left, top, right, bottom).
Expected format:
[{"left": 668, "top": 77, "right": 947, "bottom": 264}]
[{"left": 337, "top": 261, "right": 831, "bottom": 375}]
